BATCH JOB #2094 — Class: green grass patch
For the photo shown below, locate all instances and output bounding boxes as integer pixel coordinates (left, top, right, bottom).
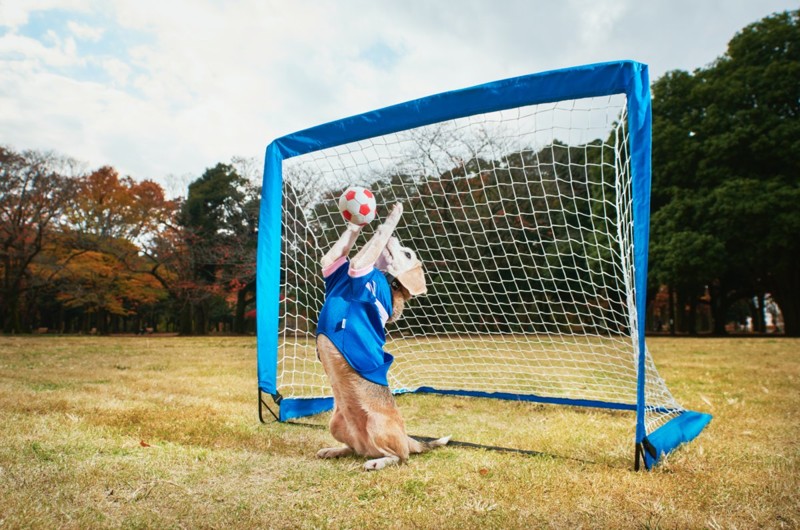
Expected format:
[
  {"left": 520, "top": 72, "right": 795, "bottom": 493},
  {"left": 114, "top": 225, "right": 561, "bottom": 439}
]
[{"left": 0, "top": 335, "right": 797, "bottom": 528}]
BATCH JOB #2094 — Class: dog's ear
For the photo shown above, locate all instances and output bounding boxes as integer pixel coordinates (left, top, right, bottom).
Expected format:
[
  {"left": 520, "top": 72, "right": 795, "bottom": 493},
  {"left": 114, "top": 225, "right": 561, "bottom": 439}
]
[
  {"left": 396, "top": 262, "right": 426, "bottom": 296},
  {"left": 385, "top": 238, "right": 427, "bottom": 296}
]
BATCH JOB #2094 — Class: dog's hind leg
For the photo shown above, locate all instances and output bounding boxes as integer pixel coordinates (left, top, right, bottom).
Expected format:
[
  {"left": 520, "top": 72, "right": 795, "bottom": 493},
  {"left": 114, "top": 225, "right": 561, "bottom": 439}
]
[
  {"left": 364, "top": 455, "right": 401, "bottom": 471},
  {"left": 358, "top": 408, "right": 411, "bottom": 472},
  {"left": 316, "top": 446, "right": 354, "bottom": 459},
  {"left": 407, "top": 435, "right": 452, "bottom": 454},
  {"left": 360, "top": 435, "right": 450, "bottom": 468}
]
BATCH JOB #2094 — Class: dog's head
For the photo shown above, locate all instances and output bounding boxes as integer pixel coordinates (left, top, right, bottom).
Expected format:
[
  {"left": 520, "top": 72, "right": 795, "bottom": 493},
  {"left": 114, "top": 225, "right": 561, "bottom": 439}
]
[{"left": 377, "top": 237, "right": 427, "bottom": 298}]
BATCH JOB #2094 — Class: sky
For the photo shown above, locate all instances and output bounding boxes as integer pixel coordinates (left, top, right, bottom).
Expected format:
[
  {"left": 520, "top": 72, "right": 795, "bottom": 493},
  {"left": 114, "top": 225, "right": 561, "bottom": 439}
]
[{"left": 0, "top": 0, "right": 796, "bottom": 194}]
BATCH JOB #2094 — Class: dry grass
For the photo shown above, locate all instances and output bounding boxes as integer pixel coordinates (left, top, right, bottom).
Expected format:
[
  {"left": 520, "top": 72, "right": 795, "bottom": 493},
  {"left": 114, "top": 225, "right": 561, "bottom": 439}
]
[{"left": 0, "top": 335, "right": 797, "bottom": 529}]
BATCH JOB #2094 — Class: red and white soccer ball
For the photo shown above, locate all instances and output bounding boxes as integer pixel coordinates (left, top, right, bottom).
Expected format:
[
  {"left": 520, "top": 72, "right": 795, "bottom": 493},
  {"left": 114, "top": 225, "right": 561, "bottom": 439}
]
[{"left": 338, "top": 186, "right": 377, "bottom": 226}]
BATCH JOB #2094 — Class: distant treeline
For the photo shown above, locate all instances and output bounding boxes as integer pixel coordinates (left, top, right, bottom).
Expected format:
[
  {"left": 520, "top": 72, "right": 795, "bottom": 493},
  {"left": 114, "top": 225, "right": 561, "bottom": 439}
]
[
  {"left": 1, "top": 10, "right": 797, "bottom": 336},
  {"left": 0, "top": 149, "right": 259, "bottom": 335}
]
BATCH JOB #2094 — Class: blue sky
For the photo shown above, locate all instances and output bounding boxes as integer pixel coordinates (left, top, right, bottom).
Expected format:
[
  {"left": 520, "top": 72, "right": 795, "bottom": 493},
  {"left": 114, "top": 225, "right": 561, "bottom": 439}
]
[
  {"left": 13, "top": 8, "right": 150, "bottom": 88},
  {"left": 0, "top": 0, "right": 796, "bottom": 193}
]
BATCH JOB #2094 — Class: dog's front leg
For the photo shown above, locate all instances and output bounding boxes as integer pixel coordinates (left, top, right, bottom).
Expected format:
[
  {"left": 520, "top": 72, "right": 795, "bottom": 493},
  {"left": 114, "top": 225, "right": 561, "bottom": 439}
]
[
  {"left": 349, "top": 203, "right": 403, "bottom": 273},
  {"left": 321, "top": 223, "right": 362, "bottom": 270}
]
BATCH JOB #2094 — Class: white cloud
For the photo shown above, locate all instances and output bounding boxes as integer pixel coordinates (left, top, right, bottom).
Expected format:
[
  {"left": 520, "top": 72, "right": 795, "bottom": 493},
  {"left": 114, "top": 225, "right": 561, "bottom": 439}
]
[
  {"left": 0, "top": 31, "right": 83, "bottom": 69},
  {"left": 0, "top": 0, "right": 92, "bottom": 29},
  {"left": 0, "top": 0, "right": 797, "bottom": 194},
  {"left": 102, "top": 57, "right": 130, "bottom": 86},
  {"left": 67, "top": 20, "right": 104, "bottom": 41}
]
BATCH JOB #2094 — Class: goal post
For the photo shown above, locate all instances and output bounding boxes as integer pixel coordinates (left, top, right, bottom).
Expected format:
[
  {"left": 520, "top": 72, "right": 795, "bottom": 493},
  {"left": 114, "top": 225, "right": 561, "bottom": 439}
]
[{"left": 256, "top": 60, "right": 711, "bottom": 469}]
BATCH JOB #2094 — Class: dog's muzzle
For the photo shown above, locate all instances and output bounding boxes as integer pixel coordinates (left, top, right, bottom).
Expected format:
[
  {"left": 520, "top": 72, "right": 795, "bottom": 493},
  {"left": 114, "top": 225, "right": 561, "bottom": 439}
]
[{"left": 383, "top": 238, "right": 427, "bottom": 296}]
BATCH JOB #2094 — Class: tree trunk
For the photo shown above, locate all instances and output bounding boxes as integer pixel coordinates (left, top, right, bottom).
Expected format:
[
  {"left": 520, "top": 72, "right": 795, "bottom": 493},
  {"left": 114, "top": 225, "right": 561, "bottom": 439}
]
[
  {"left": 778, "top": 299, "right": 798, "bottom": 337},
  {"left": 750, "top": 294, "right": 766, "bottom": 334},
  {"left": 2, "top": 294, "right": 21, "bottom": 333},
  {"left": 675, "top": 288, "right": 688, "bottom": 334},
  {"left": 97, "top": 307, "right": 109, "bottom": 335},
  {"left": 772, "top": 266, "right": 799, "bottom": 336},
  {"left": 193, "top": 301, "right": 208, "bottom": 335},
  {"left": 179, "top": 304, "right": 193, "bottom": 335},
  {"left": 708, "top": 280, "right": 728, "bottom": 336},
  {"left": 668, "top": 284, "right": 676, "bottom": 335},
  {"left": 234, "top": 288, "right": 247, "bottom": 334},
  {"left": 687, "top": 294, "right": 697, "bottom": 335}
]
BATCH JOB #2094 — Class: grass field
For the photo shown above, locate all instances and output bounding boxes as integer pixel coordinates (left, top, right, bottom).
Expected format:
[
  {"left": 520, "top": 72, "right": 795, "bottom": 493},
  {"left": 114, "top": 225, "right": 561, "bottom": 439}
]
[{"left": 0, "top": 335, "right": 798, "bottom": 529}]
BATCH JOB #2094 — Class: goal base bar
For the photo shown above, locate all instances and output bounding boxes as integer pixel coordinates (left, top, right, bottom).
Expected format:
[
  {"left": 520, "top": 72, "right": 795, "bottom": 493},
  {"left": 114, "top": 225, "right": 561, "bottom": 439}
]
[
  {"left": 272, "top": 387, "right": 640, "bottom": 422},
  {"left": 276, "top": 395, "right": 336, "bottom": 421},
  {"left": 269, "top": 387, "right": 707, "bottom": 422},
  {"left": 636, "top": 410, "right": 713, "bottom": 470}
]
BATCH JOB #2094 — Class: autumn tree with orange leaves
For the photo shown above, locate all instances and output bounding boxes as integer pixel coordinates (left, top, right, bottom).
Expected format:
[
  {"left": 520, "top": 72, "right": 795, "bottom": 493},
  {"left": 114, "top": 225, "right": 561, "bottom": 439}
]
[
  {"left": 0, "top": 146, "right": 81, "bottom": 333},
  {"left": 47, "top": 166, "right": 176, "bottom": 333}
]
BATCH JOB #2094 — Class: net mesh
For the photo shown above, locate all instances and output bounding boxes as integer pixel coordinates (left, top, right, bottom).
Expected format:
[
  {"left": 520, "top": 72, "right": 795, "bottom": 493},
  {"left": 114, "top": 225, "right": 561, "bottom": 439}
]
[{"left": 278, "top": 94, "right": 683, "bottom": 435}]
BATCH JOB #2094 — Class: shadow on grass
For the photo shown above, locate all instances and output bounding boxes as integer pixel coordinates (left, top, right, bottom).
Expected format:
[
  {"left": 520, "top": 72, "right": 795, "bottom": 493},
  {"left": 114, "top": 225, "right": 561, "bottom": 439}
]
[{"left": 280, "top": 419, "right": 611, "bottom": 468}]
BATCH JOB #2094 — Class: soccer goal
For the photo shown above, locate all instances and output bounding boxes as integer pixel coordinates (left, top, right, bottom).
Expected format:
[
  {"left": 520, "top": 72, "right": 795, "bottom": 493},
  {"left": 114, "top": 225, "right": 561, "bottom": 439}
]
[{"left": 256, "top": 61, "right": 711, "bottom": 470}]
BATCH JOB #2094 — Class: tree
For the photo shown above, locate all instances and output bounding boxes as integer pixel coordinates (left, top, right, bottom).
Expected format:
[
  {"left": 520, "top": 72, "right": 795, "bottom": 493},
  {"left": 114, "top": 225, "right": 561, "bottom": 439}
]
[
  {"left": 50, "top": 247, "right": 166, "bottom": 334},
  {"left": 650, "top": 9, "right": 800, "bottom": 335},
  {"left": 66, "top": 166, "right": 176, "bottom": 251},
  {"left": 42, "top": 166, "right": 176, "bottom": 333},
  {"left": 649, "top": 195, "right": 727, "bottom": 334},
  {"left": 0, "top": 146, "right": 80, "bottom": 332},
  {"left": 177, "top": 163, "right": 258, "bottom": 334}
]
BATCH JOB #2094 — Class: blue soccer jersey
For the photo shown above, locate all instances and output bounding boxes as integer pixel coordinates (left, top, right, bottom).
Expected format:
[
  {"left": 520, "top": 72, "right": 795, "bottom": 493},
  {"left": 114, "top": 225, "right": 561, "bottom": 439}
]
[{"left": 316, "top": 257, "right": 394, "bottom": 386}]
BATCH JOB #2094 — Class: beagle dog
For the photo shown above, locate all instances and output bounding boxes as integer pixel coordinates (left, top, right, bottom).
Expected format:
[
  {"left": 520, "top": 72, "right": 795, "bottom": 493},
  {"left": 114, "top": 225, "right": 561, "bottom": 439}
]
[{"left": 315, "top": 202, "right": 449, "bottom": 470}]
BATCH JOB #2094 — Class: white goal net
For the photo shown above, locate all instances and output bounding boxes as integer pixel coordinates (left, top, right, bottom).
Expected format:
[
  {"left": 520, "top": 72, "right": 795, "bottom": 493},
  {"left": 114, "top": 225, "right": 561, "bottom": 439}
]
[{"left": 275, "top": 93, "right": 683, "bottom": 438}]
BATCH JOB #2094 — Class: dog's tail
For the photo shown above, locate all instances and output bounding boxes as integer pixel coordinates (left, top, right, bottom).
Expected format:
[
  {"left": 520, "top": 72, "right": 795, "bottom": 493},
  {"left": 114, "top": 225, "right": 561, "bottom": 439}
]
[{"left": 408, "top": 435, "right": 451, "bottom": 455}]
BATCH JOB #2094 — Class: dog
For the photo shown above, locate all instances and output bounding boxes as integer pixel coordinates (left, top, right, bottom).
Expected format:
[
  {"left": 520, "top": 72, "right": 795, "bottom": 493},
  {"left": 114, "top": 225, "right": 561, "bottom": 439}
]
[{"left": 315, "top": 202, "right": 450, "bottom": 471}]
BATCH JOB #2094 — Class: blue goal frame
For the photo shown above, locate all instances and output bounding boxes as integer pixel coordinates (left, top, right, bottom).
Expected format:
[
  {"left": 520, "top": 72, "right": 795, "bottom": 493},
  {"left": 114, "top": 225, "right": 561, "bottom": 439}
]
[{"left": 256, "top": 60, "right": 711, "bottom": 470}]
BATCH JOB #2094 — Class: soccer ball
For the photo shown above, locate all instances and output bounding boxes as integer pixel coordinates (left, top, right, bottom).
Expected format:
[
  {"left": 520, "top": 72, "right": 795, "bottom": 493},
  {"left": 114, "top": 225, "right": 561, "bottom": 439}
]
[{"left": 338, "top": 186, "right": 377, "bottom": 226}]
